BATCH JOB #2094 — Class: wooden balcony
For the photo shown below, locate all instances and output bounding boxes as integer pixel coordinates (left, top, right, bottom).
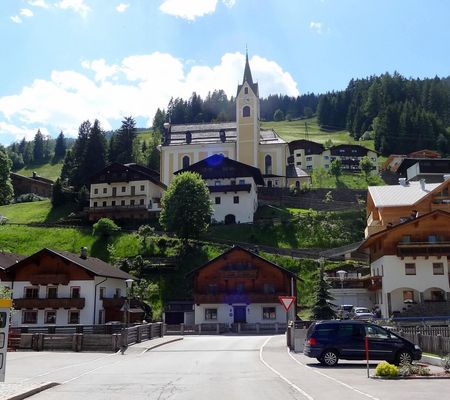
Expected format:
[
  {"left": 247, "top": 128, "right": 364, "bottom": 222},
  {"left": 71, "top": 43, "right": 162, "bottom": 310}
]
[
  {"left": 208, "top": 184, "right": 252, "bottom": 193},
  {"left": 30, "top": 274, "right": 70, "bottom": 285},
  {"left": 397, "top": 241, "right": 450, "bottom": 258},
  {"left": 219, "top": 269, "right": 259, "bottom": 279},
  {"left": 327, "top": 276, "right": 382, "bottom": 291},
  {"left": 13, "top": 297, "right": 85, "bottom": 309},
  {"left": 194, "top": 293, "right": 284, "bottom": 304}
]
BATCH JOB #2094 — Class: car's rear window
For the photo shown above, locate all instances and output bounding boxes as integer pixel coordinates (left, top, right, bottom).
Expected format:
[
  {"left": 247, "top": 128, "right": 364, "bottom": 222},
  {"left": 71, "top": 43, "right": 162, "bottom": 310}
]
[{"left": 312, "top": 323, "right": 338, "bottom": 338}]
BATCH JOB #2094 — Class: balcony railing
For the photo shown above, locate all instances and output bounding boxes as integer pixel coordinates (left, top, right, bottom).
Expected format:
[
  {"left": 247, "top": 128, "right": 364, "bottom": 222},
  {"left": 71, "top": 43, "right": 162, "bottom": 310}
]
[
  {"left": 219, "top": 269, "right": 259, "bottom": 279},
  {"left": 208, "top": 184, "right": 252, "bottom": 193},
  {"left": 327, "top": 276, "right": 382, "bottom": 291},
  {"left": 193, "top": 293, "right": 285, "bottom": 304},
  {"left": 397, "top": 241, "right": 450, "bottom": 258},
  {"left": 13, "top": 297, "right": 85, "bottom": 309},
  {"left": 86, "top": 203, "right": 161, "bottom": 212}
]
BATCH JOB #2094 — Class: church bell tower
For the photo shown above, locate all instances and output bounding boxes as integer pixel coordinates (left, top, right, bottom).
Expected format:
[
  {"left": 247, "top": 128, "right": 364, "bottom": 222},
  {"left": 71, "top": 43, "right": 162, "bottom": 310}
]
[{"left": 236, "top": 51, "right": 260, "bottom": 167}]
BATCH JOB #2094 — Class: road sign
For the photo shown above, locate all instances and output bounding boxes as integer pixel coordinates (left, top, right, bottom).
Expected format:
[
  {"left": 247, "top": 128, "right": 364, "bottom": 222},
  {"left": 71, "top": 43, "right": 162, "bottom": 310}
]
[{"left": 278, "top": 296, "right": 296, "bottom": 312}]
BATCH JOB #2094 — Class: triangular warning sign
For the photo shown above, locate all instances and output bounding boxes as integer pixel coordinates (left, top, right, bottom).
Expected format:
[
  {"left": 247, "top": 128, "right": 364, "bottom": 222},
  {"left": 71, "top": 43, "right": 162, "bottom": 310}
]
[{"left": 278, "top": 296, "right": 296, "bottom": 312}]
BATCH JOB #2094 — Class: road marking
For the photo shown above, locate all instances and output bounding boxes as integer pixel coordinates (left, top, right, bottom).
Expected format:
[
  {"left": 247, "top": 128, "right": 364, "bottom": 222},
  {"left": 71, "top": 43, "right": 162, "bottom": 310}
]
[
  {"left": 287, "top": 348, "right": 380, "bottom": 400},
  {"left": 259, "top": 337, "right": 314, "bottom": 400},
  {"left": 20, "top": 352, "right": 119, "bottom": 383},
  {"left": 61, "top": 359, "right": 124, "bottom": 384}
]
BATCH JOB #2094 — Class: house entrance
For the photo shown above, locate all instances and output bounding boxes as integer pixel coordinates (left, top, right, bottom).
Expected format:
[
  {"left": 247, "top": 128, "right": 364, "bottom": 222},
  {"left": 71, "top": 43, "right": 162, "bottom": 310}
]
[
  {"left": 233, "top": 306, "right": 246, "bottom": 323},
  {"left": 224, "top": 214, "right": 236, "bottom": 224}
]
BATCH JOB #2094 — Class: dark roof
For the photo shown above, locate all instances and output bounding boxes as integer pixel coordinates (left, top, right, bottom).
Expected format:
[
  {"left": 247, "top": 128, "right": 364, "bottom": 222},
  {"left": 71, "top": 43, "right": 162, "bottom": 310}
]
[
  {"left": 187, "top": 245, "right": 297, "bottom": 278},
  {"left": 10, "top": 172, "right": 54, "bottom": 186},
  {"left": 330, "top": 144, "right": 374, "bottom": 157},
  {"left": 0, "top": 252, "right": 25, "bottom": 269},
  {"left": 400, "top": 158, "right": 450, "bottom": 175},
  {"left": 175, "top": 154, "right": 265, "bottom": 185},
  {"left": 6, "top": 248, "right": 135, "bottom": 280},
  {"left": 89, "top": 162, "right": 165, "bottom": 189},
  {"left": 288, "top": 139, "right": 325, "bottom": 155}
]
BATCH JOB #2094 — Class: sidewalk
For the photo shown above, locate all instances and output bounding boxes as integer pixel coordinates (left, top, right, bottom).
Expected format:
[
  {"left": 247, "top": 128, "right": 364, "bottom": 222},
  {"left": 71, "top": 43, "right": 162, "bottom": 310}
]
[{"left": 0, "top": 336, "right": 183, "bottom": 400}]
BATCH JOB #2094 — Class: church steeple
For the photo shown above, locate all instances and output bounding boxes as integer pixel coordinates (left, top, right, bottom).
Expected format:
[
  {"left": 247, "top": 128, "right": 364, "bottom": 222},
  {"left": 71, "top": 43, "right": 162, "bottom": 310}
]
[{"left": 243, "top": 49, "right": 254, "bottom": 85}]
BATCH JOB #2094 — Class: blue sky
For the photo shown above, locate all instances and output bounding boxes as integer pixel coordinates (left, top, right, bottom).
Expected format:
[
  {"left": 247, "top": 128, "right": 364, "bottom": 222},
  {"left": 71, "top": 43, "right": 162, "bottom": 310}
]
[{"left": 0, "top": 0, "right": 449, "bottom": 145}]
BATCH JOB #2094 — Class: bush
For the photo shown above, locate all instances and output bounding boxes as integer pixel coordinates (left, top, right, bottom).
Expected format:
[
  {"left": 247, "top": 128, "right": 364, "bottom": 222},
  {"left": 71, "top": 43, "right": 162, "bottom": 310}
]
[
  {"left": 398, "top": 362, "right": 431, "bottom": 377},
  {"left": 92, "top": 218, "right": 121, "bottom": 238},
  {"left": 442, "top": 354, "right": 450, "bottom": 372},
  {"left": 13, "top": 193, "right": 44, "bottom": 203},
  {"left": 375, "top": 361, "right": 398, "bottom": 377}
]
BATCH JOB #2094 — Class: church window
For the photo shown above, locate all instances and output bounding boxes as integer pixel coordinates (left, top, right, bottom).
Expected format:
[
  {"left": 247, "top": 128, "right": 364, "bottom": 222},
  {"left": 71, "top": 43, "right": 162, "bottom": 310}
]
[
  {"left": 244, "top": 87, "right": 248, "bottom": 94},
  {"left": 243, "top": 106, "right": 250, "bottom": 117},
  {"left": 265, "top": 155, "right": 272, "bottom": 175},
  {"left": 219, "top": 130, "right": 226, "bottom": 143},
  {"left": 182, "top": 155, "right": 190, "bottom": 169},
  {"left": 186, "top": 131, "right": 192, "bottom": 144}
]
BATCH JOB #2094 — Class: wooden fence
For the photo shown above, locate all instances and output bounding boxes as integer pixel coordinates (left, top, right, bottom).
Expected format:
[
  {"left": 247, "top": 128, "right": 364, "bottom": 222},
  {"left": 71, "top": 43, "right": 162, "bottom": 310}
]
[
  {"left": 398, "top": 332, "right": 450, "bottom": 356},
  {"left": 19, "top": 322, "right": 164, "bottom": 352},
  {"left": 164, "top": 322, "right": 287, "bottom": 335}
]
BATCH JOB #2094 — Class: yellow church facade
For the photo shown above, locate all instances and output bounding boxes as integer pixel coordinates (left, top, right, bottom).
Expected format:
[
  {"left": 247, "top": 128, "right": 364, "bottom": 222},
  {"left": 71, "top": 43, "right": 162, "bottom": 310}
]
[{"left": 159, "top": 54, "right": 309, "bottom": 189}]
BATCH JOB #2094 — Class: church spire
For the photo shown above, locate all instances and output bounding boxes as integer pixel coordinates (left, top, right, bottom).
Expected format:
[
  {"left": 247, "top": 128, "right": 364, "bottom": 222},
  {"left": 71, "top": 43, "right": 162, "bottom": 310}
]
[{"left": 242, "top": 48, "right": 254, "bottom": 85}]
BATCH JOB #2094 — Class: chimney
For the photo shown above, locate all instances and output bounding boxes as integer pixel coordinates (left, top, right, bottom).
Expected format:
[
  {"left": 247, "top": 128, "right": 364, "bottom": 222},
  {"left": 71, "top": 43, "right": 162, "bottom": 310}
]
[
  {"left": 32, "top": 171, "right": 37, "bottom": 178},
  {"left": 399, "top": 178, "right": 408, "bottom": 187},
  {"left": 80, "top": 247, "right": 88, "bottom": 259},
  {"left": 420, "top": 178, "right": 426, "bottom": 191}
]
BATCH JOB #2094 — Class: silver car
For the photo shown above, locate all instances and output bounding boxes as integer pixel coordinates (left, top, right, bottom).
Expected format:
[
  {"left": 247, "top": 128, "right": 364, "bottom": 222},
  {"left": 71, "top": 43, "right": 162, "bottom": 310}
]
[{"left": 351, "top": 307, "right": 374, "bottom": 320}]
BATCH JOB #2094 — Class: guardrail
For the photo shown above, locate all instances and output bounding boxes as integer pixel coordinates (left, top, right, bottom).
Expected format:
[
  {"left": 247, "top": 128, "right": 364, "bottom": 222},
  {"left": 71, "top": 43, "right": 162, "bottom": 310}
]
[{"left": 164, "top": 322, "right": 287, "bottom": 335}]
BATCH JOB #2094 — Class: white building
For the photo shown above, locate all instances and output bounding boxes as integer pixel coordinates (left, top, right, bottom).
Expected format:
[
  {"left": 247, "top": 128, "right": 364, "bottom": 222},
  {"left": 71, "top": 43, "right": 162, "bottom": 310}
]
[
  {"left": 0, "top": 248, "right": 140, "bottom": 327},
  {"left": 175, "top": 154, "right": 264, "bottom": 224},
  {"left": 88, "top": 162, "right": 166, "bottom": 221}
]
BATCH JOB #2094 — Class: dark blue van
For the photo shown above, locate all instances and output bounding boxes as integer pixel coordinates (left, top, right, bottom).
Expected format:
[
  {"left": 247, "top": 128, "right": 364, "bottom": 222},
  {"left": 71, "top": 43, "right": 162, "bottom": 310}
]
[{"left": 303, "top": 320, "right": 421, "bottom": 366}]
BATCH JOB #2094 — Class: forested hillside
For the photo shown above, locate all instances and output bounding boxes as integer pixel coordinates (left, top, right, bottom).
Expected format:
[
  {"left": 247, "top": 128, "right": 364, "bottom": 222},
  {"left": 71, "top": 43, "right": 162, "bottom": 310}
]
[{"left": 317, "top": 73, "right": 450, "bottom": 155}]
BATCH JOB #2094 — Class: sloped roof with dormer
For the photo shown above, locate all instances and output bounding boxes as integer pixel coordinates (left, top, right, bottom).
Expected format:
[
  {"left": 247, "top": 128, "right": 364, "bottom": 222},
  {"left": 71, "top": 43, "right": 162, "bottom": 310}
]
[{"left": 175, "top": 154, "right": 265, "bottom": 185}]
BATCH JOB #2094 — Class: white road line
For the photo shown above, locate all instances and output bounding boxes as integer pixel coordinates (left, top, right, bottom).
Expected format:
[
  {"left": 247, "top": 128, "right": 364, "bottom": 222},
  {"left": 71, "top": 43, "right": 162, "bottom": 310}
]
[
  {"left": 287, "top": 348, "right": 380, "bottom": 400},
  {"left": 259, "top": 337, "right": 314, "bottom": 400},
  {"left": 20, "top": 352, "right": 120, "bottom": 383},
  {"left": 61, "top": 358, "right": 124, "bottom": 384}
]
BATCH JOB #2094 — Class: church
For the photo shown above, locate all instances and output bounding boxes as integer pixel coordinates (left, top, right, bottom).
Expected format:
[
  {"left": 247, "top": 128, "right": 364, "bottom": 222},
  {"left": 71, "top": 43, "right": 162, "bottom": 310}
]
[{"left": 159, "top": 53, "right": 309, "bottom": 189}]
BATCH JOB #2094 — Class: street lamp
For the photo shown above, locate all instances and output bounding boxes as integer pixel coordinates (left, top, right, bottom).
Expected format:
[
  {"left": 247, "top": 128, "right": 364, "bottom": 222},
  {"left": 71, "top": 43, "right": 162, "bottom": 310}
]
[
  {"left": 124, "top": 279, "right": 134, "bottom": 327},
  {"left": 336, "top": 270, "right": 347, "bottom": 289}
]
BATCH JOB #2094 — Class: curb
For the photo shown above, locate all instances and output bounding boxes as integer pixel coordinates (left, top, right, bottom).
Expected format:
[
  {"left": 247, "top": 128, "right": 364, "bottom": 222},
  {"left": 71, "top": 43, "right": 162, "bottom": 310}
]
[
  {"left": 7, "top": 382, "right": 60, "bottom": 400},
  {"left": 370, "top": 375, "right": 450, "bottom": 380},
  {"left": 143, "top": 337, "right": 183, "bottom": 353},
  {"left": 421, "top": 354, "right": 444, "bottom": 367}
]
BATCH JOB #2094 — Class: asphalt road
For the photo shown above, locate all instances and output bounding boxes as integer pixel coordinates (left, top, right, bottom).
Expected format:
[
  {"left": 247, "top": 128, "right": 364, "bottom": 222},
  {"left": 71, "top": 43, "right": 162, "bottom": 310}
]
[{"left": 4, "top": 335, "right": 446, "bottom": 400}]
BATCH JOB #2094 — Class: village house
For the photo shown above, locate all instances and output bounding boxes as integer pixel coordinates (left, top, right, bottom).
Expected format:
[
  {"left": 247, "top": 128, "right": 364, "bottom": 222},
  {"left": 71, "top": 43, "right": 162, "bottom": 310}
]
[
  {"left": 330, "top": 144, "right": 379, "bottom": 174},
  {"left": 0, "top": 247, "right": 142, "bottom": 327},
  {"left": 175, "top": 154, "right": 264, "bottom": 224},
  {"left": 188, "top": 246, "right": 297, "bottom": 327},
  {"left": 288, "top": 139, "right": 331, "bottom": 172},
  {"left": 10, "top": 172, "right": 54, "bottom": 198},
  {"left": 88, "top": 162, "right": 166, "bottom": 221}
]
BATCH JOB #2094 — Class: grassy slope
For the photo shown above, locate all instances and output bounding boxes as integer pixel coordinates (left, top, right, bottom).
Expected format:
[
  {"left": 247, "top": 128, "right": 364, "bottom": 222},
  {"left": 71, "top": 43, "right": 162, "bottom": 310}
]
[
  {"left": 16, "top": 161, "right": 63, "bottom": 181},
  {"left": 0, "top": 199, "right": 77, "bottom": 223},
  {"left": 261, "top": 117, "right": 375, "bottom": 150}
]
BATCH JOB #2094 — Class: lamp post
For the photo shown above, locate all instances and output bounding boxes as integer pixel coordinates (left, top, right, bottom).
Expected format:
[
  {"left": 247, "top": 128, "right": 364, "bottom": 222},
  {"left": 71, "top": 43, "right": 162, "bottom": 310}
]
[
  {"left": 336, "top": 270, "right": 347, "bottom": 290},
  {"left": 124, "top": 279, "right": 134, "bottom": 327}
]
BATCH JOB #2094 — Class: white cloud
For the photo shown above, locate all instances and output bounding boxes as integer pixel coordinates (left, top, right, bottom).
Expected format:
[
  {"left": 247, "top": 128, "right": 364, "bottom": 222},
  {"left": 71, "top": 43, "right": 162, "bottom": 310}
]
[
  {"left": 10, "top": 16, "right": 22, "bottom": 24},
  {"left": 28, "top": 0, "right": 51, "bottom": 8},
  {"left": 159, "top": 0, "right": 217, "bottom": 21},
  {"left": 116, "top": 3, "right": 129, "bottom": 13},
  {"left": 222, "top": 0, "right": 235, "bottom": 8},
  {"left": 55, "top": 0, "right": 91, "bottom": 18},
  {"left": 310, "top": 21, "right": 323, "bottom": 34},
  {"left": 0, "top": 52, "right": 298, "bottom": 142},
  {"left": 20, "top": 9, "right": 34, "bottom": 17}
]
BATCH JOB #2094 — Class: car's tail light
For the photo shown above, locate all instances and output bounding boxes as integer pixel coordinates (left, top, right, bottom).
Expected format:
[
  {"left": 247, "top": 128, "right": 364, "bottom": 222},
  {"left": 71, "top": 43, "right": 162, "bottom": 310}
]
[{"left": 308, "top": 338, "right": 317, "bottom": 346}]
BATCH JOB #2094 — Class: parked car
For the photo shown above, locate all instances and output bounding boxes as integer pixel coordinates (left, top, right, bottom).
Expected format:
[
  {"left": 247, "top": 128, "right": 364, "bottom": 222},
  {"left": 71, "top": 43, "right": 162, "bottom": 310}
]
[
  {"left": 337, "top": 304, "right": 353, "bottom": 319},
  {"left": 350, "top": 307, "right": 374, "bottom": 320},
  {"left": 303, "top": 320, "right": 421, "bottom": 366}
]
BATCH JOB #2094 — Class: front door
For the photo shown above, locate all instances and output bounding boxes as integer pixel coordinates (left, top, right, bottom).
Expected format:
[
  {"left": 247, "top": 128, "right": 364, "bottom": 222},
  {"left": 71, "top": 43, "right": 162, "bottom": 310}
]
[{"left": 233, "top": 306, "right": 246, "bottom": 323}]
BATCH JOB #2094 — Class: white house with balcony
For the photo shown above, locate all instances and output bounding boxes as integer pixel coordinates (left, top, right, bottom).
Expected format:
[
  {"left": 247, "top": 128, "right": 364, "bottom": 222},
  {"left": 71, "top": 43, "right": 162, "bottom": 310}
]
[
  {"left": 88, "top": 162, "right": 166, "bottom": 221},
  {"left": 175, "top": 154, "right": 264, "bottom": 224}
]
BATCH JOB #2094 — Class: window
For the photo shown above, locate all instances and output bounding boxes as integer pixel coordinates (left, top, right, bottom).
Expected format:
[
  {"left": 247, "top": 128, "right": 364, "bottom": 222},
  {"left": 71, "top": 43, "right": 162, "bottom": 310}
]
[
  {"left": 130, "top": 199, "right": 135, "bottom": 206},
  {"left": 103, "top": 187, "right": 107, "bottom": 194},
  {"left": 93, "top": 202, "right": 97, "bottom": 207},
  {"left": 296, "top": 162, "right": 301, "bottom": 166},
  {"left": 263, "top": 307, "right": 276, "bottom": 320},
  {"left": 324, "top": 164, "right": 329, "bottom": 169},
  {"left": 22, "top": 311, "right": 37, "bottom": 324},
  {"left": 121, "top": 200, "right": 125, "bottom": 206},
  {"left": 405, "top": 263, "right": 416, "bottom": 275},
  {"left": 243, "top": 106, "right": 250, "bottom": 117},
  {"left": 182, "top": 155, "right": 190, "bottom": 169},
  {"left": 94, "top": 188, "right": 98, "bottom": 194},
  {"left": 338, "top": 324, "right": 364, "bottom": 338},
  {"left": 122, "top": 186, "right": 126, "bottom": 192},
  {"left": 215, "top": 180, "right": 221, "bottom": 186},
  {"left": 140, "top": 185, "right": 145, "bottom": 191},
  {"left": 433, "top": 263, "right": 444, "bottom": 275},
  {"left": 428, "top": 234, "right": 438, "bottom": 243},
  {"left": 99, "top": 287, "right": 106, "bottom": 299},
  {"left": 403, "top": 290, "right": 414, "bottom": 302},
  {"left": 45, "top": 311, "right": 57, "bottom": 324},
  {"left": 68, "top": 310, "right": 80, "bottom": 324},
  {"left": 230, "top": 180, "right": 236, "bottom": 185},
  {"left": 306, "top": 156, "right": 313, "bottom": 161},
  {"left": 324, "top": 155, "right": 329, "bottom": 160},
  {"left": 205, "top": 308, "right": 217, "bottom": 320},
  {"left": 111, "top": 200, "right": 116, "bottom": 206},
  {"left": 71, "top": 287, "right": 80, "bottom": 298},
  {"left": 102, "top": 201, "right": 107, "bottom": 207},
  {"left": 365, "top": 324, "right": 390, "bottom": 339},
  {"left": 131, "top": 186, "right": 135, "bottom": 196},
  {"left": 24, "top": 287, "right": 39, "bottom": 299},
  {"left": 115, "top": 288, "right": 121, "bottom": 298},
  {"left": 140, "top": 199, "right": 144, "bottom": 205},
  {"left": 306, "top": 165, "right": 313, "bottom": 170},
  {"left": 112, "top": 187, "right": 117, "bottom": 197},
  {"left": 400, "top": 235, "right": 411, "bottom": 243},
  {"left": 244, "top": 87, "right": 248, "bottom": 94},
  {"left": 47, "top": 287, "right": 58, "bottom": 299},
  {"left": 233, "top": 196, "right": 239, "bottom": 204},
  {"left": 239, "top": 179, "right": 245, "bottom": 185},
  {"left": 431, "top": 290, "right": 444, "bottom": 301},
  {"left": 263, "top": 283, "right": 275, "bottom": 294},
  {"left": 215, "top": 196, "right": 221, "bottom": 204},
  {"left": 265, "top": 154, "right": 272, "bottom": 174}
]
